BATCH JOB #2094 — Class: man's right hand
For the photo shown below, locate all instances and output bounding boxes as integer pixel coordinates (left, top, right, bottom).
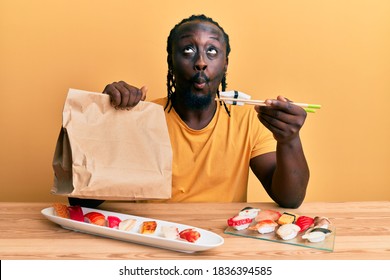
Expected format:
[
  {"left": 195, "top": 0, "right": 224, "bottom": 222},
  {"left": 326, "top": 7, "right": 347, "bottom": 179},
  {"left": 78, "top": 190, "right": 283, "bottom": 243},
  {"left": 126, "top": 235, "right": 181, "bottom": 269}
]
[{"left": 103, "top": 81, "right": 147, "bottom": 109}]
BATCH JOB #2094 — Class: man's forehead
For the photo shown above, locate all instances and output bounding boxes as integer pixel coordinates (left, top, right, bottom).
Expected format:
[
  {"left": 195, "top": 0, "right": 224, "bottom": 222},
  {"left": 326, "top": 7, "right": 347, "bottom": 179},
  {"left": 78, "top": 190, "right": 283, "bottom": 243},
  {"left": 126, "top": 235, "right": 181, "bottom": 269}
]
[{"left": 175, "top": 20, "right": 224, "bottom": 40}]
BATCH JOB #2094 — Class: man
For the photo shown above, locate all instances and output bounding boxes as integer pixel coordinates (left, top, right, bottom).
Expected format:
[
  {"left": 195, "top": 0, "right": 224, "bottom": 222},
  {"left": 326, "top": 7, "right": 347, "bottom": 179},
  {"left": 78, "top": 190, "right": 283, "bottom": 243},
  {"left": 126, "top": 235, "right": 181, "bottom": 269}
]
[{"left": 73, "top": 14, "right": 309, "bottom": 208}]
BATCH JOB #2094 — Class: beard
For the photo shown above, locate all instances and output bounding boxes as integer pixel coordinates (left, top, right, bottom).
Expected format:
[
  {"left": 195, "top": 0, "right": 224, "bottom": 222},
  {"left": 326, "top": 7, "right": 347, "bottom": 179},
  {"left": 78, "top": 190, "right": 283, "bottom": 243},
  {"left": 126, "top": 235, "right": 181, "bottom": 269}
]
[{"left": 181, "top": 89, "right": 213, "bottom": 110}]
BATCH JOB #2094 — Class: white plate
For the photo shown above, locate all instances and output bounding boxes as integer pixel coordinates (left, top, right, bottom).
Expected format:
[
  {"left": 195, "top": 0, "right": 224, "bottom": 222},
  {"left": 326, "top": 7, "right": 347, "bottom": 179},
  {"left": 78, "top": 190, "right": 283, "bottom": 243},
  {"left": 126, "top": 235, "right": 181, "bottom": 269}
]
[{"left": 41, "top": 207, "right": 224, "bottom": 253}]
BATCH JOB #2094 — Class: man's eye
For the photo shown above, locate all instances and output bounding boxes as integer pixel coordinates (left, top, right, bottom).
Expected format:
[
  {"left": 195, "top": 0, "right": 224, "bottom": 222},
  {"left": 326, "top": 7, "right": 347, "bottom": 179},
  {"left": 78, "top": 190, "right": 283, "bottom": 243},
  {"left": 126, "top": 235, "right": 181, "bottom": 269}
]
[
  {"left": 183, "top": 47, "right": 195, "bottom": 54},
  {"left": 207, "top": 48, "right": 217, "bottom": 55}
]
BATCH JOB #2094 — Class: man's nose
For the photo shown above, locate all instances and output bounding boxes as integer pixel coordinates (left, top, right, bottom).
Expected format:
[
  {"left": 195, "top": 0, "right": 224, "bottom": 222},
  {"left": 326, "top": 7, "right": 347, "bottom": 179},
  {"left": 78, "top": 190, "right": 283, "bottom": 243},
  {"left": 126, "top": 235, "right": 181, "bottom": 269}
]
[{"left": 194, "top": 53, "right": 207, "bottom": 71}]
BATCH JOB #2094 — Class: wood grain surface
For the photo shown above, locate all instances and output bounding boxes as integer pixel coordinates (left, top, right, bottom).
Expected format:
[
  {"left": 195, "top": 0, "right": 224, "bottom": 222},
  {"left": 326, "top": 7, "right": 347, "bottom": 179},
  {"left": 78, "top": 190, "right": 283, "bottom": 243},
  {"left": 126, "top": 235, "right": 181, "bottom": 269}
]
[{"left": 1, "top": 201, "right": 389, "bottom": 260}]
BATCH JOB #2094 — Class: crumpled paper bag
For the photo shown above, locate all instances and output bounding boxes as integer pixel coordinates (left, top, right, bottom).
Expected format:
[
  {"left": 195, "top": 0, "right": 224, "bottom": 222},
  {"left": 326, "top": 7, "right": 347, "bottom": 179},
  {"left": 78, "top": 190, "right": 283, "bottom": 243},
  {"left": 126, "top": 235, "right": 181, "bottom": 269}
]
[{"left": 51, "top": 88, "right": 172, "bottom": 200}]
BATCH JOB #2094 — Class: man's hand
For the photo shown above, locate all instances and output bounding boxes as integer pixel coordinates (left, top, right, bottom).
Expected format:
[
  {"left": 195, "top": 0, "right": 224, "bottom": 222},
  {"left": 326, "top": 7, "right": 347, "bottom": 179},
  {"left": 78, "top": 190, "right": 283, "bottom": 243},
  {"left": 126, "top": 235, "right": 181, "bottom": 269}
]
[
  {"left": 255, "top": 95, "right": 307, "bottom": 144},
  {"left": 103, "top": 81, "right": 147, "bottom": 109}
]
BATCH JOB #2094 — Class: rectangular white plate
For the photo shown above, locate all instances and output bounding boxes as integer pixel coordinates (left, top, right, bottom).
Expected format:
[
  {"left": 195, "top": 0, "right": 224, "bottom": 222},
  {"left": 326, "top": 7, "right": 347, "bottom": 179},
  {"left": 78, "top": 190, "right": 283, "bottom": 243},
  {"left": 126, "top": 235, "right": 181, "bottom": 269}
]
[{"left": 42, "top": 207, "right": 224, "bottom": 253}]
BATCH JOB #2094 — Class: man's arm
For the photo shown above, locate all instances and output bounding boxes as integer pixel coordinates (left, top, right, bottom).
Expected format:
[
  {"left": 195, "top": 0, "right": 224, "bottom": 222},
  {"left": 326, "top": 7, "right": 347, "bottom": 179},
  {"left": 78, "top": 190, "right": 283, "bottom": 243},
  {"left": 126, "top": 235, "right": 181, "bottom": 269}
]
[
  {"left": 250, "top": 137, "right": 309, "bottom": 208},
  {"left": 250, "top": 96, "right": 310, "bottom": 208}
]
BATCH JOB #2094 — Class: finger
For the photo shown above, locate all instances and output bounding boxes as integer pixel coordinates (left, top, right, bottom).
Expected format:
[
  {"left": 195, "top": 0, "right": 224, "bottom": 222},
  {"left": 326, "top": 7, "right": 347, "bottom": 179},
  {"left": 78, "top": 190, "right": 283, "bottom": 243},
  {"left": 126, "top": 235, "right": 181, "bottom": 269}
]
[
  {"left": 267, "top": 99, "right": 302, "bottom": 114},
  {"left": 132, "top": 85, "right": 147, "bottom": 106},
  {"left": 259, "top": 111, "right": 289, "bottom": 131},
  {"left": 258, "top": 113, "right": 285, "bottom": 138},
  {"left": 277, "top": 95, "right": 289, "bottom": 102},
  {"left": 103, "top": 84, "right": 122, "bottom": 107},
  {"left": 122, "top": 83, "right": 140, "bottom": 107},
  {"left": 258, "top": 105, "right": 293, "bottom": 124},
  {"left": 115, "top": 82, "right": 130, "bottom": 109},
  {"left": 128, "top": 88, "right": 141, "bottom": 107},
  {"left": 140, "top": 85, "right": 148, "bottom": 101}
]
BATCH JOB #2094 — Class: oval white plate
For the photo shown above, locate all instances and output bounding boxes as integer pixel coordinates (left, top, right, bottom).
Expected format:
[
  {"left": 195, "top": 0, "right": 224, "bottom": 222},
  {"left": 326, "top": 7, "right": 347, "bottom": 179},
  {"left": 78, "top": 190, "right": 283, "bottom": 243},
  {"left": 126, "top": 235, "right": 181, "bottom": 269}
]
[{"left": 41, "top": 207, "right": 224, "bottom": 253}]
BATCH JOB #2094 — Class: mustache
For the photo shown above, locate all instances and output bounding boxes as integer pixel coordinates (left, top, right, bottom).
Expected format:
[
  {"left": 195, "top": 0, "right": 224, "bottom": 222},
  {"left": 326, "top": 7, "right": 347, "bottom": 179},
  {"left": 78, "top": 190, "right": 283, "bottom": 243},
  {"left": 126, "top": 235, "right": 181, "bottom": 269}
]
[{"left": 191, "top": 72, "right": 210, "bottom": 83}]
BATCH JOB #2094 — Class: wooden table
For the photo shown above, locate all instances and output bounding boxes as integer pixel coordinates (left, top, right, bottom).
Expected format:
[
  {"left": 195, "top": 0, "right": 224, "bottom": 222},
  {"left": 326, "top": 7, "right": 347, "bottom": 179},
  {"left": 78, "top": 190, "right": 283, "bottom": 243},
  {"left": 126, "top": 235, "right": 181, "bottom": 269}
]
[{"left": 1, "top": 201, "right": 389, "bottom": 260}]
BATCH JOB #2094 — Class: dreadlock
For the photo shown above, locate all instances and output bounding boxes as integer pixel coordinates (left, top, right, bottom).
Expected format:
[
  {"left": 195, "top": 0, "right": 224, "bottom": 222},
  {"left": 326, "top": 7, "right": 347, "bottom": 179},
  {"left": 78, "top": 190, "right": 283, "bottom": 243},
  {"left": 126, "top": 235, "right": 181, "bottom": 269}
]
[{"left": 165, "top": 14, "right": 231, "bottom": 116}]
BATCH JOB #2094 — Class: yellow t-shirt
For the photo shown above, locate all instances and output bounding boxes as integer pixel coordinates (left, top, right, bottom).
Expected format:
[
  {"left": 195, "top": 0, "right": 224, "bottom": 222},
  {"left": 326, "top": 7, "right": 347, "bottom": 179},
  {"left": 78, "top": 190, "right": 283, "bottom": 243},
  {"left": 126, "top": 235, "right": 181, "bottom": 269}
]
[{"left": 152, "top": 97, "right": 276, "bottom": 202}]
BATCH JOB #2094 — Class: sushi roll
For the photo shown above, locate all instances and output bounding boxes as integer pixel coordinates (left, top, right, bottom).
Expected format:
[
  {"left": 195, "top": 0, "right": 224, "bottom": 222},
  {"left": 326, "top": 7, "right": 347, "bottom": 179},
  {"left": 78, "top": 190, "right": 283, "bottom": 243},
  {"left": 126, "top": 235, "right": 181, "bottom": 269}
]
[
  {"left": 84, "top": 212, "right": 106, "bottom": 226},
  {"left": 255, "top": 219, "right": 278, "bottom": 234},
  {"left": 107, "top": 216, "right": 121, "bottom": 229},
  {"left": 276, "top": 224, "right": 301, "bottom": 240},
  {"left": 255, "top": 209, "right": 281, "bottom": 222},
  {"left": 227, "top": 215, "right": 253, "bottom": 230},
  {"left": 277, "top": 212, "right": 299, "bottom": 225},
  {"left": 295, "top": 216, "right": 314, "bottom": 232},
  {"left": 118, "top": 219, "right": 136, "bottom": 231}
]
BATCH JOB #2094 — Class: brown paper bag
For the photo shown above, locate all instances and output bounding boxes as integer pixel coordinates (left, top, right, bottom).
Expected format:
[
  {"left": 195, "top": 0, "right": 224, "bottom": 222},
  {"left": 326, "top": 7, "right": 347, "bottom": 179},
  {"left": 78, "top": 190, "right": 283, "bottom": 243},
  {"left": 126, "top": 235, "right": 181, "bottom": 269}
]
[{"left": 51, "top": 88, "right": 172, "bottom": 200}]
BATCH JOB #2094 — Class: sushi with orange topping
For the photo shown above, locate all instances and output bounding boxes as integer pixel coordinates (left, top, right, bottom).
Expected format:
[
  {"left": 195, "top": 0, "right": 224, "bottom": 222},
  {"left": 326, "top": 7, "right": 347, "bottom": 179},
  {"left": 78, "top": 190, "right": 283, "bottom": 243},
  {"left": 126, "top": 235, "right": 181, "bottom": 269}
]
[
  {"left": 249, "top": 219, "right": 278, "bottom": 234},
  {"left": 84, "top": 212, "right": 106, "bottom": 226},
  {"left": 53, "top": 203, "right": 69, "bottom": 218}
]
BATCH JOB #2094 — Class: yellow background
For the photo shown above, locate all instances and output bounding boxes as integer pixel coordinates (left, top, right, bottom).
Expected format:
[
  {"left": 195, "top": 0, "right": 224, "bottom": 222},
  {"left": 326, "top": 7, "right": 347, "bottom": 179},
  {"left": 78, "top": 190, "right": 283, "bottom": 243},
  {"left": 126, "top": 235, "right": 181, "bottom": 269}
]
[{"left": 1, "top": 0, "right": 389, "bottom": 203}]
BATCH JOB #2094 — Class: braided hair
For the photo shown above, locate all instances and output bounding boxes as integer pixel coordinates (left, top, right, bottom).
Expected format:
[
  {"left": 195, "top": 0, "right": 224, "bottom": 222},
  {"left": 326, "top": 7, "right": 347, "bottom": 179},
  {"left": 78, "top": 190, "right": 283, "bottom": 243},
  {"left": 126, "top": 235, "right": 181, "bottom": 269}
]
[{"left": 165, "top": 14, "right": 231, "bottom": 116}]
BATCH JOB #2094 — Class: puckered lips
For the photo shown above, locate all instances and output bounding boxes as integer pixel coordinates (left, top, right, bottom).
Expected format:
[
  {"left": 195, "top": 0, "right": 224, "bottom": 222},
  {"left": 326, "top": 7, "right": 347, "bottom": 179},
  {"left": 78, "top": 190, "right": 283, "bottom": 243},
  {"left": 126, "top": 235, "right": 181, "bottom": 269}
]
[{"left": 192, "top": 73, "right": 209, "bottom": 90}]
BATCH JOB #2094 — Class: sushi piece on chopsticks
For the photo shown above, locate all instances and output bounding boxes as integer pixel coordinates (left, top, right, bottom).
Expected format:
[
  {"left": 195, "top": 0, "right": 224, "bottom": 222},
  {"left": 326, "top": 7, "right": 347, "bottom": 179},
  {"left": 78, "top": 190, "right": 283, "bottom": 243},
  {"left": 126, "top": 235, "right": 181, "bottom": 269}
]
[
  {"left": 217, "top": 91, "right": 321, "bottom": 113},
  {"left": 219, "top": 90, "right": 251, "bottom": 106}
]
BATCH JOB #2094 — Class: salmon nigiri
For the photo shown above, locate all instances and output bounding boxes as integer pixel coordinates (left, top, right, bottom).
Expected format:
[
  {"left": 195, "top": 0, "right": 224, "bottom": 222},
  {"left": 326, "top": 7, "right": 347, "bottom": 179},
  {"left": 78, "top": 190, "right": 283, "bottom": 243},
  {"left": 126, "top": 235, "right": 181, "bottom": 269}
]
[
  {"left": 84, "top": 212, "right": 106, "bottom": 226},
  {"left": 255, "top": 209, "right": 281, "bottom": 222},
  {"left": 249, "top": 219, "right": 278, "bottom": 234}
]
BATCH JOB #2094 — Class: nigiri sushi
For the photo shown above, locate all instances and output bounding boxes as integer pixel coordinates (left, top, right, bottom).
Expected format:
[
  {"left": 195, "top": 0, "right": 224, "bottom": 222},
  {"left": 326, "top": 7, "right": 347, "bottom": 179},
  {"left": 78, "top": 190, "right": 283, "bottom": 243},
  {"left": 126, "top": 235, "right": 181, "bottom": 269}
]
[
  {"left": 313, "top": 216, "right": 331, "bottom": 229},
  {"left": 141, "top": 221, "right": 157, "bottom": 234},
  {"left": 161, "top": 226, "right": 179, "bottom": 239},
  {"left": 53, "top": 203, "right": 69, "bottom": 218},
  {"left": 277, "top": 212, "right": 299, "bottom": 225},
  {"left": 179, "top": 228, "right": 201, "bottom": 243},
  {"left": 227, "top": 215, "right": 253, "bottom": 230},
  {"left": 255, "top": 209, "right": 281, "bottom": 222},
  {"left": 302, "top": 227, "right": 332, "bottom": 243},
  {"left": 276, "top": 224, "right": 301, "bottom": 240},
  {"left": 302, "top": 231, "right": 326, "bottom": 243},
  {"left": 107, "top": 216, "right": 121, "bottom": 229},
  {"left": 118, "top": 219, "right": 136, "bottom": 231},
  {"left": 295, "top": 216, "right": 314, "bottom": 232},
  {"left": 239, "top": 207, "right": 260, "bottom": 219},
  {"left": 67, "top": 205, "right": 84, "bottom": 222},
  {"left": 252, "top": 219, "right": 278, "bottom": 234},
  {"left": 84, "top": 212, "right": 106, "bottom": 226}
]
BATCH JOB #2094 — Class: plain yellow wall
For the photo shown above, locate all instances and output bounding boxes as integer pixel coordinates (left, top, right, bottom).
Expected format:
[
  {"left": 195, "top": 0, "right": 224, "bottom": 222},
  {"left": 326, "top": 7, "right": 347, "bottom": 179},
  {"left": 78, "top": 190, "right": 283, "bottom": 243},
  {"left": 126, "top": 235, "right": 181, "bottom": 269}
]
[{"left": 1, "top": 0, "right": 389, "bottom": 203}]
